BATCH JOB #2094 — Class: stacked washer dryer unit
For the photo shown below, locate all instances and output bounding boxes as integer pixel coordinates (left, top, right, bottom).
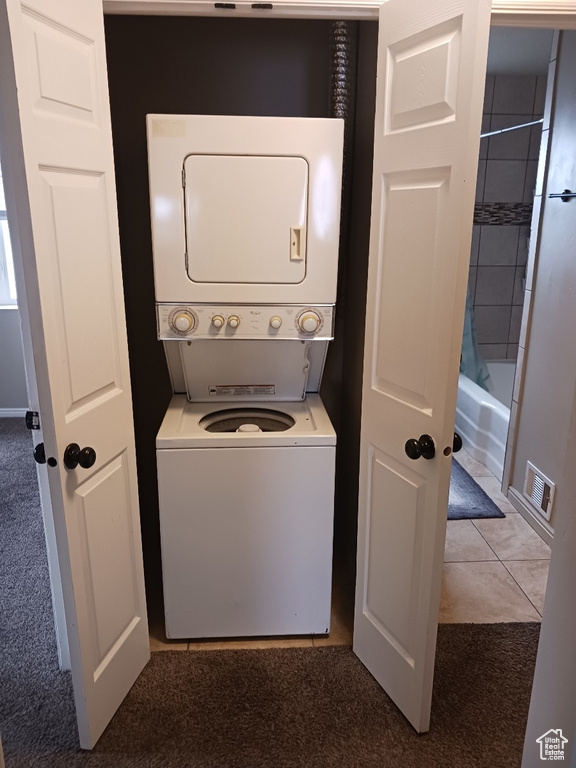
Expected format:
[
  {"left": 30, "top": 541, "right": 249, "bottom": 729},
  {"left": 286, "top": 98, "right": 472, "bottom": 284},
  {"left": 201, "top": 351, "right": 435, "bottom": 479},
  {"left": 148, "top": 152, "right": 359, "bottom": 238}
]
[{"left": 147, "top": 114, "right": 344, "bottom": 639}]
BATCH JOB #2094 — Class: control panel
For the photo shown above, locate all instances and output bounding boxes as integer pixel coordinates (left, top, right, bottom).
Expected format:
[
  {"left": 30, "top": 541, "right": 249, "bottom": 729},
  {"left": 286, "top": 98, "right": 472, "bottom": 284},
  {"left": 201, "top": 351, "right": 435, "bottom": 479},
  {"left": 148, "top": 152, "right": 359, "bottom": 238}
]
[{"left": 157, "top": 304, "right": 335, "bottom": 341}]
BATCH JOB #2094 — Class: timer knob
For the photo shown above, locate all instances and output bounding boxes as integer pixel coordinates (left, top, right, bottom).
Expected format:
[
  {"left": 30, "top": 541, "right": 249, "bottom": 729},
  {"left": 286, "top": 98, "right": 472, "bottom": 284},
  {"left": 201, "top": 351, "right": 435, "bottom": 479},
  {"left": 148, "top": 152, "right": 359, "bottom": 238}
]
[
  {"left": 269, "top": 316, "right": 282, "bottom": 329},
  {"left": 171, "top": 310, "right": 195, "bottom": 334},
  {"left": 298, "top": 310, "right": 322, "bottom": 334},
  {"left": 211, "top": 315, "right": 225, "bottom": 329},
  {"left": 227, "top": 315, "right": 240, "bottom": 329}
]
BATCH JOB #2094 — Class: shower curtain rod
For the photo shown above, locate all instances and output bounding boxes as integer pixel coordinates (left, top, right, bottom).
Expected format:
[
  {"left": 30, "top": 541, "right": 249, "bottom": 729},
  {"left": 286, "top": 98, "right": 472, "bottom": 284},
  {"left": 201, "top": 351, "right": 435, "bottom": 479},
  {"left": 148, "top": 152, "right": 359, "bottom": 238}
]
[{"left": 480, "top": 118, "right": 543, "bottom": 139}]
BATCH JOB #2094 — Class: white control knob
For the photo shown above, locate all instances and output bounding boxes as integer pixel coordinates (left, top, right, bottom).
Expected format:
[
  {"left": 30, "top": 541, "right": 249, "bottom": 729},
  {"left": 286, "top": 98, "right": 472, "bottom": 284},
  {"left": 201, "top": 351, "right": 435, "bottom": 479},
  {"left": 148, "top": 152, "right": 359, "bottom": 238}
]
[
  {"left": 171, "top": 310, "right": 195, "bottom": 334},
  {"left": 269, "top": 316, "right": 282, "bottom": 329},
  {"left": 211, "top": 315, "right": 225, "bottom": 329},
  {"left": 227, "top": 315, "right": 240, "bottom": 329},
  {"left": 298, "top": 310, "right": 322, "bottom": 334}
]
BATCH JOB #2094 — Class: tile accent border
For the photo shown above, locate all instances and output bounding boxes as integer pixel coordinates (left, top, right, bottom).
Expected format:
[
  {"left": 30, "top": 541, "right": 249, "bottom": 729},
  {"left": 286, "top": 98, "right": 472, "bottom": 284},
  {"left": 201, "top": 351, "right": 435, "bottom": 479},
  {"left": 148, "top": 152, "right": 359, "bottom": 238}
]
[{"left": 474, "top": 202, "right": 533, "bottom": 225}]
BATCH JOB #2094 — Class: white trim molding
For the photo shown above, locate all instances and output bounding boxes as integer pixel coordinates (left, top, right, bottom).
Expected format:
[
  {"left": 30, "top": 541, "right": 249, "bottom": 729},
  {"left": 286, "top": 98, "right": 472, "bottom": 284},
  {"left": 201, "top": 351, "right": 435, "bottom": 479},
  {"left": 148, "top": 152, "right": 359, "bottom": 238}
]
[
  {"left": 491, "top": 0, "right": 576, "bottom": 27},
  {"left": 103, "top": 0, "right": 381, "bottom": 19},
  {"left": 0, "top": 408, "right": 27, "bottom": 417},
  {"left": 103, "top": 0, "right": 576, "bottom": 25}
]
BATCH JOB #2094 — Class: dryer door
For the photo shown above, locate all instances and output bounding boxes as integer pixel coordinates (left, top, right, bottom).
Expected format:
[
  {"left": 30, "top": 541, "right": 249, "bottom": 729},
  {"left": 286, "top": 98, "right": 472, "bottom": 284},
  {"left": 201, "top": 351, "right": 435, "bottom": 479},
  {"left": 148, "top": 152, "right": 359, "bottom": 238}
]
[{"left": 184, "top": 154, "right": 308, "bottom": 285}]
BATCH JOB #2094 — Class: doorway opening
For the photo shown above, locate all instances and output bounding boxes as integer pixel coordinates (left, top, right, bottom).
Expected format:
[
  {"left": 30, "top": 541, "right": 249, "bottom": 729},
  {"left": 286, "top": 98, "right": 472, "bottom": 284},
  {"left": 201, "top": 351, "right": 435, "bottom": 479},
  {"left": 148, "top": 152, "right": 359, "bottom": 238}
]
[{"left": 449, "top": 26, "right": 556, "bottom": 623}]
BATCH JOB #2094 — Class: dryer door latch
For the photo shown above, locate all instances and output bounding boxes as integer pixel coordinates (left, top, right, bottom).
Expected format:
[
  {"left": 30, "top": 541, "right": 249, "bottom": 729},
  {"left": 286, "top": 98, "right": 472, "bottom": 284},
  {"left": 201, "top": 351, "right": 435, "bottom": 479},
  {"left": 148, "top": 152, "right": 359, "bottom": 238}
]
[{"left": 290, "top": 226, "right": 305, "bottom": 261}]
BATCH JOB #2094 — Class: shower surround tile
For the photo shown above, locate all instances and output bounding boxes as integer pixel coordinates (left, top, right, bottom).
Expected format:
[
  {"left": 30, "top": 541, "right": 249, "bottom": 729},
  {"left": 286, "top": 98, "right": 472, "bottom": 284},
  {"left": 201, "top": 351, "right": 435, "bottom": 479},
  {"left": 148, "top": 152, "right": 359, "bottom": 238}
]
[
  {"left": 507, "top": 344, "right": 519, "bottom": 359},
  {"left": 470, "top": 225, "right": 481, "bottom": 265},
  {"left": 468, "top": 266, "right": 477, "bottom": 299},
  {"left": 487, "top": 114, "right": 531, "bottom": 160},
  {"left": 478, "top": 343, "right": 508, "bottom": 360},
  {"left": 484, "top": 160, "right": 527, "bottom": 202},
  {"left": 475, "top": 266, "right": 515, "bottom": 305},
  {"left": 509, "top": 305, "right": 523, "bottom": 344},
  {"left": 469, "top": 73, "right": 546, "bottom": 362},
  {"left": 513, "top": 266, "right": 526, "bottom": 305},
  {"left": 534, "top": 74, "right": 548, "bottom": 113},
  {"left": 475, "top": 305, "right": 512, "bottom": 344},
  {"left": 529, "top": 121, "right": 543, "bottom": 160},
  {"left": 479, "top": 114, "right": 490, "bottom": 160},
  {"left": 483, "top": 75, "right": 495, "bottom": 112},
  {"left": 478, "top": 225, "right": 520, "bottom": 266},
  {"left": 517, "top": 226, "right": 529, "bottom": 266},
  {"left": 492, "top": 75, "right": 538, "bottom": 115},
  {"left": 524, "top": 160, "right": 539, "bottom": 202},
  {"left": 476, "top": 160, "right": 486, "bottom": 202}
]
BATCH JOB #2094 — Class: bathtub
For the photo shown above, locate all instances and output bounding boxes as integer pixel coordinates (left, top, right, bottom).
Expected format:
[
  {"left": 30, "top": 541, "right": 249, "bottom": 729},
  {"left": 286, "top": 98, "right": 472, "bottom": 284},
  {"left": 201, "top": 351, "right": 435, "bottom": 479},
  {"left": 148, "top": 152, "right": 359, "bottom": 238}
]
[{"left": 455, "top": 360, "right": 515, "bottom": 481}]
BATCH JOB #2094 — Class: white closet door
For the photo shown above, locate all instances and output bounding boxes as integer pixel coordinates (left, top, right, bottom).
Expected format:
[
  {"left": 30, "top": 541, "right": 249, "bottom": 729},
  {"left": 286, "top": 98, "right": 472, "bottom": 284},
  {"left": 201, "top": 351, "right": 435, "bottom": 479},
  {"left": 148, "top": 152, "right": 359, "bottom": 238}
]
[
  {"left": 354, "top": 0, "right": 491, "bottom": 732},
  {"left": 0, "top": 0, "right": 149, "bottom": 748}
]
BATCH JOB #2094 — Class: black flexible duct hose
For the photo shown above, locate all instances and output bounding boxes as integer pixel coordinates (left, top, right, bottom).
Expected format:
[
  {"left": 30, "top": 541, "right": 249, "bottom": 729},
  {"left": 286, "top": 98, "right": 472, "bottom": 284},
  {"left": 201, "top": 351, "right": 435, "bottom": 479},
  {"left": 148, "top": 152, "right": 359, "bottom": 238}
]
[{"left": 330, "top": 20, "right": 356, "bottom": 218}]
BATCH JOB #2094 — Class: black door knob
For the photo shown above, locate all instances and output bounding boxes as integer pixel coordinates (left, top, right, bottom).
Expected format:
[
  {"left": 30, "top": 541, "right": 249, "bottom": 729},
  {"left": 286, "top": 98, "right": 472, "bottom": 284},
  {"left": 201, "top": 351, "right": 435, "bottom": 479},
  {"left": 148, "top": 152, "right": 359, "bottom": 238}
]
[
  {"left": 64, "top": 443, "right": 97, "bottom": 470},
  {"left": 453, "top": 432, "right": 463, "bottom": 453},
  {"left": 33, "top": 442, "right": 46, "bottom": 464},
  {"left": 405, "top": 434, "right": 436, "bottom": 460}
]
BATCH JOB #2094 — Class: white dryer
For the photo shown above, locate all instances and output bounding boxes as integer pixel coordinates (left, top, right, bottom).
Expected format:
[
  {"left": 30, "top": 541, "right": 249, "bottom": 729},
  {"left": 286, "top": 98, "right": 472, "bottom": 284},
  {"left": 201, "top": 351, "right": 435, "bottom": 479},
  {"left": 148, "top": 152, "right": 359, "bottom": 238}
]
[
  {"left": 147, "top": 114, "right": 343, "bottom": 307},
  {"left": 156, "top": 395, "right": 335, "bottom": 638}
]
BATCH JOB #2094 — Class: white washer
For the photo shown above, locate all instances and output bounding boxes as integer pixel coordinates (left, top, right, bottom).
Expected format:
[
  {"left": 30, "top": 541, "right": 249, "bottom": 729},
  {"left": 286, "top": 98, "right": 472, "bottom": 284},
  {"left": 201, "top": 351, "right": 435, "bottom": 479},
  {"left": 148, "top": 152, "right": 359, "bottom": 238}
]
[{"left": 156, "top": 395, "right": 336, "bottom": 638}]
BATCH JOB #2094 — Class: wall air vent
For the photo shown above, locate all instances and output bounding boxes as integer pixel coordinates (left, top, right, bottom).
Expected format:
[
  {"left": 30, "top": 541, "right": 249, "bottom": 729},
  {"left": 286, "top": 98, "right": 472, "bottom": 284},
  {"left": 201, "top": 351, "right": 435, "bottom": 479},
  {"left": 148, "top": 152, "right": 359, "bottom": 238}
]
[{"left": 523, "top": 461, "right": 555, "bottom": 521}]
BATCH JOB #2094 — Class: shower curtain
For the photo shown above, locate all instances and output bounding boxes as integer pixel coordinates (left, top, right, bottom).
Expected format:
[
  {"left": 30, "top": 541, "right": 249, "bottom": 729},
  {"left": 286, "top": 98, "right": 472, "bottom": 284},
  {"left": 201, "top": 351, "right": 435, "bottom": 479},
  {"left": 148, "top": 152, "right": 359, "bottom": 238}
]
[{"left": 460, "top": 292, "right": 491, "bottom": 391}]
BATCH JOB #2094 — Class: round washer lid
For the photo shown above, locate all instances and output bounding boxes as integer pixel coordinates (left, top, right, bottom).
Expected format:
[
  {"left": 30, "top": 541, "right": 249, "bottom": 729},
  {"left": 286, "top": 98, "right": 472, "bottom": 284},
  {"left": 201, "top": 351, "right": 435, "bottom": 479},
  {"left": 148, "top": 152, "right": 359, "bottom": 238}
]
[{"left": 199, "top": 408, "right": 295, "bottom": 433}]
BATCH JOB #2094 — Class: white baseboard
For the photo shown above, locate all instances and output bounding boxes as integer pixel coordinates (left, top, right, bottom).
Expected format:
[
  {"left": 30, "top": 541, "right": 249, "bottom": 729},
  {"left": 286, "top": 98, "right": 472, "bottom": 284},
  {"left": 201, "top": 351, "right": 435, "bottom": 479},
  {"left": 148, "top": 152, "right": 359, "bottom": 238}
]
[
  {"left": 508, "top": 486, "right": 554, "bottom": 547},
  {"left": 0, "top": 408, "right": 27, "bottom": 418}
]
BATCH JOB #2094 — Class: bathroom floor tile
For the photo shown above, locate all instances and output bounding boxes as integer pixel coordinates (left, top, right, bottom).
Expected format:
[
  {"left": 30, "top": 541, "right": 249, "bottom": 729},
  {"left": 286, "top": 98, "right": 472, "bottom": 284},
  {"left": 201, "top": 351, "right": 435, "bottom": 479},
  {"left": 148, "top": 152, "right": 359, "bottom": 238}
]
[
  {"left": 473, "top": 475, "right": 520, "bottom": 516},
  {"left": 472, "top": 513, "right": 551, "bottom": 561},
  {"left": 453, "top": 449, "right": 494, "bottom": 477},
  {"left": 444, "top": 520, "right": 498, "bottom": 563},
  {"left": 503, "top": 560, "right": 550, "bottom": 615},
  {"left": 439, "top": 561, "right": 542, "bottom": 623}
]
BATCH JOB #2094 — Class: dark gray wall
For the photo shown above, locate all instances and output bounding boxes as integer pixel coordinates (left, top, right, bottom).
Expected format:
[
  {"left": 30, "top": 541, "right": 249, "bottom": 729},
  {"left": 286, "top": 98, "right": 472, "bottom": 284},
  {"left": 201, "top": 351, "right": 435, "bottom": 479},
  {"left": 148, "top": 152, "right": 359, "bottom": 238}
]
[{"left": 104, "top": 15, "right": 377, "bottom": 590}]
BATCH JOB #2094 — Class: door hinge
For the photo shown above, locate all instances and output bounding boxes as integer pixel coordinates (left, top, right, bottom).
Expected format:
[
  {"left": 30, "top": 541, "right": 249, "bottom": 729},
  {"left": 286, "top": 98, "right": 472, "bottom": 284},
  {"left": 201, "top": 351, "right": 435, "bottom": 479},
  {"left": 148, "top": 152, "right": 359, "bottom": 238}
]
[{"left": 25, "top": 410, "right": 40, "bottom": 430}]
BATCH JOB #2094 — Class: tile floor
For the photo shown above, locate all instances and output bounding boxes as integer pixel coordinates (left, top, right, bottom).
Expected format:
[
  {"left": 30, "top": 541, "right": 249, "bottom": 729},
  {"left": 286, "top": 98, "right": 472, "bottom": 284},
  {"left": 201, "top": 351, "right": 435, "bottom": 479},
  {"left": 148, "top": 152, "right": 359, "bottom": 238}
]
[
  {"left": 149, "top": 448, "right": 550, "bottom": 652},
  {"left": 440, "top": 448, "right": 550, "bottom": 623}
]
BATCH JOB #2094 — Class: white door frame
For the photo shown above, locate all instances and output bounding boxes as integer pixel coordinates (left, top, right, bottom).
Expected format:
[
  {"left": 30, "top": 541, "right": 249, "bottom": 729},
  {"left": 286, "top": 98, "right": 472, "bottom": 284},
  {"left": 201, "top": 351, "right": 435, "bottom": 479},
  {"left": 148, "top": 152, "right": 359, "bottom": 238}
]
[{"left": 101, "top": 0, "right": 576, "bottom": 26}]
